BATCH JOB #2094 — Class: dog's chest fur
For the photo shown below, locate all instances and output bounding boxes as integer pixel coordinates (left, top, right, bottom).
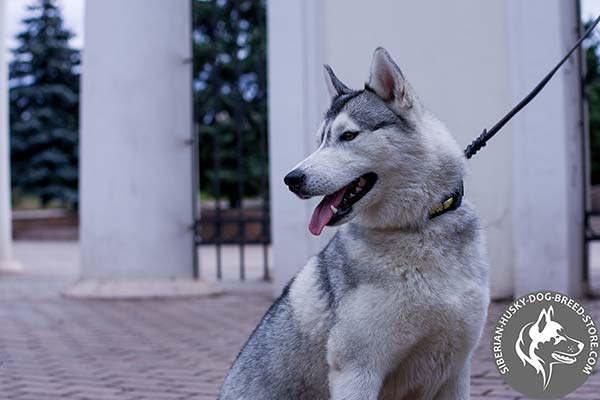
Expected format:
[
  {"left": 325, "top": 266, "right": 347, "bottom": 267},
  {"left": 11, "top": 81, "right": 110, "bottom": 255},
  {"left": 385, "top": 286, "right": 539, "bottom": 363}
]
[{"left": 289, "top": 204, "right": 489, "bottom": 399}]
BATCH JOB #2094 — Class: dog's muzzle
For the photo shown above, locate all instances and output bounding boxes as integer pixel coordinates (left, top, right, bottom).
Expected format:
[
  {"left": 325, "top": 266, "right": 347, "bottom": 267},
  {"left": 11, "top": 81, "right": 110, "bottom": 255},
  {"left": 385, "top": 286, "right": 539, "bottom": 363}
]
[{"left": 284, "top": 169, "right": 306, "bottom": 194}]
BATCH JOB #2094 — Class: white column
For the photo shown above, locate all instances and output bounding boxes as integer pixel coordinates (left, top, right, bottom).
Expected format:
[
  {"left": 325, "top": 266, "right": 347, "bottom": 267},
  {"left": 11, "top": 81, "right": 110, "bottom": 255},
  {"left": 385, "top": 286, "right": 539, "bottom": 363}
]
[
  {"left": 0, "top": 0, "right": 21, "bottom": 273},
  {"left": 509, "top": 0, "right": 584, "bottom": 297},
  {"left": 68, "top": 0, "right": 216, "bottom": 297},
  {"left": 268, "top": 0, "right": 331, "bottom": 295}
]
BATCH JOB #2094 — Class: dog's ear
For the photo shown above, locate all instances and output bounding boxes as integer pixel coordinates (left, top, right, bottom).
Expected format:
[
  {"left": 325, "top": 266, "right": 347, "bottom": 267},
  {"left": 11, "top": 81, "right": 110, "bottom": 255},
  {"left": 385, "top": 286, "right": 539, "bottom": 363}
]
[
  {"left": 535, "top": 308, "right": 551, "bottom": 333},
  {"left": 368, "top": 47, "right": 416, "bottom": 114},
  {"left": 324, "top": 65, "right": 351, "bottom": 98}
]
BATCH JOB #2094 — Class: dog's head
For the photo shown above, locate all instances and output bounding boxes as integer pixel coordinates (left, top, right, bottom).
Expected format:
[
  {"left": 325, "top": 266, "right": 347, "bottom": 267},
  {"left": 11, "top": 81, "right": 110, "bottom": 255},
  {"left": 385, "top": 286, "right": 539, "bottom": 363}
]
[
  {"left": 515, "top": 306, "right": 584, "bottom": 389},
  {"left": 284, "top": 48, "right": 466, "bottom": 235}
]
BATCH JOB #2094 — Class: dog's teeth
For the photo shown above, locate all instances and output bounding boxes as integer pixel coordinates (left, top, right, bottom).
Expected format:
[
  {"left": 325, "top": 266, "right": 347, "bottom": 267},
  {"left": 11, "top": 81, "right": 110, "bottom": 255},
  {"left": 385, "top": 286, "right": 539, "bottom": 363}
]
[
  {"left": 355, "top": 186, "right": 361, "bottom": 193},
  {"left": 358, "top": 178, "right": 366, "bottom": 187},
  {"left": 330, "top": 205, "right": 338, "bottom": 214}
]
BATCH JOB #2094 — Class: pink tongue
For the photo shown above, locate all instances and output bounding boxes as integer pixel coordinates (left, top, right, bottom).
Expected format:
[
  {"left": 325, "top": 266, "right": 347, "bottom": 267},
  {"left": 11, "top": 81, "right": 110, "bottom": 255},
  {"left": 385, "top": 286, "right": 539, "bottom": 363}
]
[{"left": 309, "top": 188, "right": 347, "bottom": 236}]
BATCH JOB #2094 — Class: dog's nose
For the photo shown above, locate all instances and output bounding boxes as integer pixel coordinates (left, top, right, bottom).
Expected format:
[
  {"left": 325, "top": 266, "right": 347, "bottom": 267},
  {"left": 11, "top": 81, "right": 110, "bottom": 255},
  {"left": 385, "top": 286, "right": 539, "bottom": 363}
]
[{"left": 284, "top": 169, "right": 305, "bottom": 192}]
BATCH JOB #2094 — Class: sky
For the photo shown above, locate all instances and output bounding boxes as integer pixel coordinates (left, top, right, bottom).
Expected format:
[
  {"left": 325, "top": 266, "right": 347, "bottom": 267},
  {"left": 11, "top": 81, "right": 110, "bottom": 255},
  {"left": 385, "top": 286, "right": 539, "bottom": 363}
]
[
  {"left": 583, "top": 0, "right": 600, "bottom": 21},
  {"left": 5, "top": 0, "right": 84, "bottom": 55}
]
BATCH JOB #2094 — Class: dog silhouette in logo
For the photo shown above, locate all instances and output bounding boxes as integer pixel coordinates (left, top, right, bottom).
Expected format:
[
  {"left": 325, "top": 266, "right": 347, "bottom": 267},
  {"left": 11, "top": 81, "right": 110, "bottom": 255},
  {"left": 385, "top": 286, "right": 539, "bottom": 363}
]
[{"left": 515, "top": 306, "right": 584, "bottom": 389}]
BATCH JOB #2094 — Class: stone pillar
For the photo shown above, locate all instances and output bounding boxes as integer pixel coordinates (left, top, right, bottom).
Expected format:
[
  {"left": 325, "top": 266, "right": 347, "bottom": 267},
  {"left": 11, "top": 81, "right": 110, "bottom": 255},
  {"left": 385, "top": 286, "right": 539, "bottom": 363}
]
[
  {"left": 268, "top": 0, "right": 332, "bottom": 295},
  {"left": 69, "top": 0, "right": 217, "bottom": 298},
  {"left": 0, "top": 0, "right": 21, "bottom": 273},
  {"left": 508, "top": 0, "right": 585, "bottom": 298}
]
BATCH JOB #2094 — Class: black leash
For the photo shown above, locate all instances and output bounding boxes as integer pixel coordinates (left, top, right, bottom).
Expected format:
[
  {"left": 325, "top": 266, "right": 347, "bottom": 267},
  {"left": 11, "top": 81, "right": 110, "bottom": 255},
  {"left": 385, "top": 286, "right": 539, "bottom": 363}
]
[{"left": 464, "top": 14, "right": 600, "bottom": 159}]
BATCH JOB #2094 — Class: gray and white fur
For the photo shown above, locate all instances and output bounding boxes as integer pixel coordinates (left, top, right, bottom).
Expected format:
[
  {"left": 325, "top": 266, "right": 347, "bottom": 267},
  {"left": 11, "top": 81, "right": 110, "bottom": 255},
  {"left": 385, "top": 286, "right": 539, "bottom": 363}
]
[{"left": 218, "top": 48, "right": 489, "bottom": 400}]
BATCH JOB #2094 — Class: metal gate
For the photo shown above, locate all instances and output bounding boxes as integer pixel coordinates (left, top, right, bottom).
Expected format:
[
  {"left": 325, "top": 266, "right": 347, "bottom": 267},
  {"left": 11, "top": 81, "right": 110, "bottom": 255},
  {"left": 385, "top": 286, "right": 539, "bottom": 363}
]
[
  {"left": 585, "top": 198, "right": 600, "bottom": 296},
  {"left": 191, "top": 0, "right": 270, "bottom": 281}
]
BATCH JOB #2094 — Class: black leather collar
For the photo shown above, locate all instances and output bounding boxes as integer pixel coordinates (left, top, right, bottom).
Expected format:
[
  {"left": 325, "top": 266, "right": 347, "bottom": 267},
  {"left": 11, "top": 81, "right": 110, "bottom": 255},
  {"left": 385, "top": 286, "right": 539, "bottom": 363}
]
[{"left": 428, "top": 181, "right": 464, "bottom": 219}]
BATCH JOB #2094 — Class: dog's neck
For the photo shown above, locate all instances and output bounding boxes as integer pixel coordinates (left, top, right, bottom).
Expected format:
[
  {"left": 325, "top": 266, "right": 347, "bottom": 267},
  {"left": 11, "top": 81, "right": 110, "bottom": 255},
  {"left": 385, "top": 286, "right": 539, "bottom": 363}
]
[{"left": 354, "top": 176, "right": 465, "bottom": 231}]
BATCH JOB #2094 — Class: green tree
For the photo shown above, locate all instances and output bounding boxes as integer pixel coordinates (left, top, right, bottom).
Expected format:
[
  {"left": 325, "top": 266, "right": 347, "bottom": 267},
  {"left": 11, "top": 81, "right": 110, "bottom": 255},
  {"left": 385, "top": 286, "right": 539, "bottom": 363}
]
[
  {"left": 193, "top": 0, "right": 268, "bottom": 208},
  {"left": 585, "top": 19, "right": 600, "bottom": 185},
  {"left": 9, "top": 0, "right": 80, "bottom": 207}
]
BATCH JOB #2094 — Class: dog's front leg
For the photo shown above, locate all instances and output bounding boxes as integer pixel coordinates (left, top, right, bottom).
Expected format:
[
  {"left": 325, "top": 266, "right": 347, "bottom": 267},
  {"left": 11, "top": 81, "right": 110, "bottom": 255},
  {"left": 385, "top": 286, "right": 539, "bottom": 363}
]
[
  {"left": 434, "top": 360, "right": 470, "bottom": 400},
  {"left": 328, "top": 364, "right": 383, "bottom": 400},
  {"left": 326, "top": 293, "right": 406, "bottom": 400}
]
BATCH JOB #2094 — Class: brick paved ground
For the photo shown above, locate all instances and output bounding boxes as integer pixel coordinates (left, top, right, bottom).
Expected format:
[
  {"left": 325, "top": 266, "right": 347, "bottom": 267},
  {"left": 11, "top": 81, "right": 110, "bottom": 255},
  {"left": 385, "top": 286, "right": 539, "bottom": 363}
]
[{"left": 0, "top": 241, "right": 599, "bottom": 399}]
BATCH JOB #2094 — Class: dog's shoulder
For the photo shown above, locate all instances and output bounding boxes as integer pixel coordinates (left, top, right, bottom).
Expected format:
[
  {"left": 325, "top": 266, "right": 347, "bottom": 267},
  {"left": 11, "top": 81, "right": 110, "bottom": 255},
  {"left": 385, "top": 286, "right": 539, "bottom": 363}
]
[
  {"left": 287, "top": 254, "right": 336, "bottom": 337},
  {"left": 288, "top": 232, "right": 359, "bottom": 319}
]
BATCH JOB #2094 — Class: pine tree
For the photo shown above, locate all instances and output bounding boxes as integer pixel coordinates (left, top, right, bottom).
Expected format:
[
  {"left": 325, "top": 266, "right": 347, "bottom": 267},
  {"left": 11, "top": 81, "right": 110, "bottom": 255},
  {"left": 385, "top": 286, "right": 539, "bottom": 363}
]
[
  {"left": 193, "top": 0, "right": 268, "bottom": 208},
  {"left": 9, "top": 0, "right": 80, "bottom": 207}
]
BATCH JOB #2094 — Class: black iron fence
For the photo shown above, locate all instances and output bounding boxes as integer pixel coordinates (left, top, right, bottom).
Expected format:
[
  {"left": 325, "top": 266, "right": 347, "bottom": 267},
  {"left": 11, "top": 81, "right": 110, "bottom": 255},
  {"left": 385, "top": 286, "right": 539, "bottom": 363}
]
[
  {"left": 587, "top": 210, "right": 600, "bottom": 242},
  {"left": 585, "top": 207, "right": 600, "bottom": 294},
  {"left": 192, "top": 0, "right": 270, "bottom": 281},
  {"left": 586, "top": 187, "right": 600, "bottom": 277}
]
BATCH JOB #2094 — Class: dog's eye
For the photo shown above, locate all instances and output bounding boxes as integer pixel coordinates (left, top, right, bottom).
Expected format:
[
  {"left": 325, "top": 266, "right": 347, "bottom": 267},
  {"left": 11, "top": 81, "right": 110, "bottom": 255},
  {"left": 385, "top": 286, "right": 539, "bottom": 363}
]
[{"left": 340, "top": 131, "right": 359, "bottom": 141}]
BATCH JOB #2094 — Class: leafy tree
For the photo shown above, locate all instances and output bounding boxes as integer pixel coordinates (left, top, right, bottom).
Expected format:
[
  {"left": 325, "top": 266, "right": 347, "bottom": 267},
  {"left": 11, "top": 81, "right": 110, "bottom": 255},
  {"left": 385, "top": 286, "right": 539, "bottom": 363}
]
[
  {"left": 9, "top": 0, "right": 80, "bottom": 207},
  {"left": 585, "top": 19, "right": 600, "bottom": 185},
  {"left": 192, "top": 0, "right": 268, "bottom": 208}
]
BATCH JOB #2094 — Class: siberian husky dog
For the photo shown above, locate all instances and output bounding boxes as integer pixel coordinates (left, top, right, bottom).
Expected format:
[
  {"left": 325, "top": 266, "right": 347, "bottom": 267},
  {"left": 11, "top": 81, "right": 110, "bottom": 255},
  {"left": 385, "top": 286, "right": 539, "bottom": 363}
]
[{"left": 219, "top": 48, "right": 489, "bottom": 400}]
